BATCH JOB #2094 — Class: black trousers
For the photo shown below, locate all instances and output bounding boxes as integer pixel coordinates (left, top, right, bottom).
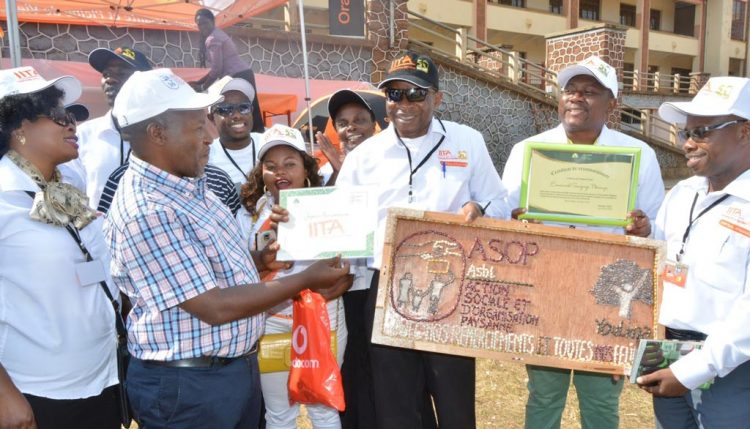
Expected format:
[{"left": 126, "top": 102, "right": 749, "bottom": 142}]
[
  {"left": 365, "top": 272, "right": 474, "bottom": 429},
  {"left": 24, "top": 384, "right": 120, "bottom": 429},
  {"left": 232, "top": 68, "right": 265, "bottom": 134}
]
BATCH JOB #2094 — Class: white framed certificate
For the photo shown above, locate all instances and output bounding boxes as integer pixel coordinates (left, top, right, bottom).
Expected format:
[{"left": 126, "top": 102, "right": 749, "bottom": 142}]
[{"left": 277, "top": 186, "right": 376, "bottom": 261}]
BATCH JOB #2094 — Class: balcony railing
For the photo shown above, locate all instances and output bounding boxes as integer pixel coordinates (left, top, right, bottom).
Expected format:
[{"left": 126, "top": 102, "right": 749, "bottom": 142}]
[
  {"left": 622, "top": 70, "right": 696, "bottom": 95},
  {"left": 406, "top": 9, "right": 683, "bottom": 149},
  {"left": 408, "top": 9, "right": 557, "bottom": 99}
]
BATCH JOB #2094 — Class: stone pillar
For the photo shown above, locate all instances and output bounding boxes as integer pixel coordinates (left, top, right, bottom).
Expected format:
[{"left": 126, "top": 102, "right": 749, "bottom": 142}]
[
  {"left": 545, "top": 23, "right": 627, "bottom": 128},
  {"left": 367, "top": 0, "right": 409, "bottom": 84}
]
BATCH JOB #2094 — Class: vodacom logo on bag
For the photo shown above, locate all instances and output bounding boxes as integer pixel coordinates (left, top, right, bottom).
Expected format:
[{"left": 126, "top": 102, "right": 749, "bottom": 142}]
[{"left": 291, "top": 325, "right": 320, "bottom": 368}]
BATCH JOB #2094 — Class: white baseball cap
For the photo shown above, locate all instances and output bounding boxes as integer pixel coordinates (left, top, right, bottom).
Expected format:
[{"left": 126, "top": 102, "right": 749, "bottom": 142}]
[
  {"left": 207, "top": 75, "right": 256, "bottom": 102},
  {"left": 0, "top": 66, "right": 81, "bottom": 105},
  {"left": 113, "top": 68, "right": 223, "bottom": 127},
  {"left": 557, "top": 56, "right": 619, "bottom": 98},
  {"left": 258, "top": 124, "right": 307, "bottom": 160},
  {"left": 658, "top": 77, "right": 750, "bottom": 124}
]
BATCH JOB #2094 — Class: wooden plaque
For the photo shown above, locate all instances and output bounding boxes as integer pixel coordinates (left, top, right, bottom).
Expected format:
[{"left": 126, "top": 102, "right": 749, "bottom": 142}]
[{"left": 372, "top": 208, "right": 666, "bottom": 375}]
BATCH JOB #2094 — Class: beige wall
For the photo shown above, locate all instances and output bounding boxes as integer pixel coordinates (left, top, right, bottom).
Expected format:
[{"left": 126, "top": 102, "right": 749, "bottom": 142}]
[
  {"left": 704, "top": 0, "right": 737, "bottom": 75},
  {"left": 407, "top": 0, "right": 473, "bottom": 27},
  {"left": 486, "top": 3, "right": 567, "bottom": 36}
]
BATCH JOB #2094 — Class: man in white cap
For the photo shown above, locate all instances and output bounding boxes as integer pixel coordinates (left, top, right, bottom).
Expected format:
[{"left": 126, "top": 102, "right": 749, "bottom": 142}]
[
  {"left": 502, "top": 55, "right": 664, "bottom": 429},
  {"left": 636, "top": 77, "right": 750, "bottom": 428},
  {"left": 60, "top": 47, "right": 153, "bottom": 210},
  {"left": 338, "top": 51, "right": 510, "bottom": 429},
  {"left": 207, "top": 75, "right": 263, "bottom": 191},
  {"left": 104, "top": 68, "right": 352, "bottom": 427}
]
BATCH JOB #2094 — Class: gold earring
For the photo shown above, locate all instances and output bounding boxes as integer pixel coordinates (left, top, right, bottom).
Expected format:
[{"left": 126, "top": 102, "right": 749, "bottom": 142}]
[
  {"left": 263, "top": 185, "right": 268, "bottom": 194},
  {"left": 17, "top": 134, "right": 26, "bottom": 146},
  {"left": 305, "top": 177, "right": 311, "bottom": 188}
]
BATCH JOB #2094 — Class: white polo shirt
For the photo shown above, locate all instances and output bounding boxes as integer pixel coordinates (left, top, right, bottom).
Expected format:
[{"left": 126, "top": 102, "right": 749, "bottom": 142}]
[
  {"left": 61, "top": 113, "right": 130, "bottom": 210},
  {"left": 208, "top": 133, "right": 264, "bottom": 186},
  {"left": 337, "top": 117, "right": 510, "bottom": 270},
  {"left": 0, "top": 156, "right": 119, "bottom": 399},
  {"left": 654, "top": 170, "right": 750, "bottom": 390},
  {"left": 502, "top": 124, "right": 665, "bottom": 235}
]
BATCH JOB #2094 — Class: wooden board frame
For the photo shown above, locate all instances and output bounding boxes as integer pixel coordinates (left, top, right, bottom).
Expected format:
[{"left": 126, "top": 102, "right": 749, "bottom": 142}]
[{"left": 372, "top": 208, "right": 666, "bottom": 375}]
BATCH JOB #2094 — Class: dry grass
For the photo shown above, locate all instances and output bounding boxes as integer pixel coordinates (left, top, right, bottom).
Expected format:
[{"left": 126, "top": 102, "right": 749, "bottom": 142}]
[{"left": 297, "top": 359, "right": 655, "bottom": 429}]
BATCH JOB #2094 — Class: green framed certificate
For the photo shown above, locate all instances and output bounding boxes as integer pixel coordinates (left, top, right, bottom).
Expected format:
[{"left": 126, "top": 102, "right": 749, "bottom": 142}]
[
  {"left": 277, "top": 186, "right": 376, "bottom": 261},
  {"left": 519, "top": 143, "right": 641, "bottom": 226}
]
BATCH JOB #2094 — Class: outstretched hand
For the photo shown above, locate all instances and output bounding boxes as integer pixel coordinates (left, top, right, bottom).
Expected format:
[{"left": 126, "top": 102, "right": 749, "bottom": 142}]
[
  {"left": 315, "top": 131, "right": 343, "bottom": 172},
  {"left": 303, "top": 256, "right": 352, "bottom": 300}
]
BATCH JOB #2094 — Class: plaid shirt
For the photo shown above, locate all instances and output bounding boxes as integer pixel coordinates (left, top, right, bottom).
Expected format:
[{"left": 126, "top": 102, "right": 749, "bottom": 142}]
[{"left": 104, "top": 156, "right": 263, "bottom": 360}]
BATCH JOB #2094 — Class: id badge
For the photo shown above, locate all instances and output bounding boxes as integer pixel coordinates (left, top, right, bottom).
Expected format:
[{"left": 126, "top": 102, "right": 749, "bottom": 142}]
[
  {"left": 75, "top": 259, "right": 107, "bottom": 287},
  {"left": 662, "top": 260, "right": 688, "bottom": 288}
]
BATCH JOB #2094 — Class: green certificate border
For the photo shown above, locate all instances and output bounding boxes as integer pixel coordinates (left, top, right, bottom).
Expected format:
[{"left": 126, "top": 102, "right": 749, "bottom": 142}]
[
  {"left": 519, "top": 142, "right": 641, "bottom": 227},
  {"left": 279, "top": 187, "right": 375, "bottom": 259}
]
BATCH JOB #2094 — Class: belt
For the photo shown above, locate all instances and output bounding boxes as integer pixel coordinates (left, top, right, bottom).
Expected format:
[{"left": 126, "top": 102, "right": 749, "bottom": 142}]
[
  {"left": 141, "top": 342, "right": 258, "bottom": 369},
  {"left": 665, "top": 327, "right": 707, "bottom": 341}
]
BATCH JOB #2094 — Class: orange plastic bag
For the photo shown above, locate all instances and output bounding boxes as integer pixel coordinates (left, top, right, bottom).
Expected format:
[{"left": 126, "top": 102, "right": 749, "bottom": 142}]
[{"left": 287, "top": 289, "right": 346, "bottom": 411}]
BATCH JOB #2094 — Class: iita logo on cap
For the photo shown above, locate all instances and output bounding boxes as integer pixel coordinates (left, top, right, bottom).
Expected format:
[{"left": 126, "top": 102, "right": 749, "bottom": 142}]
[
  {"left": 700, "top": 80, "right": 736, "bottom": 100},
  {"left": 159, "top": 73, "right": 181, "bottom": 90},
  {"left": 389, "top": 55, "right": 417, "bottom": 73},
  {"left": 115, "top": 47, "right": 137, "bottom": 61},
  {"left": 11, "top": 67, "right": 41, "bottom": 83},
  {"left": 267, "top": 125, "right": 298, "bottom": 140},
  {"left": 582, "top": 56, "right": 611, "bottom": 77}
]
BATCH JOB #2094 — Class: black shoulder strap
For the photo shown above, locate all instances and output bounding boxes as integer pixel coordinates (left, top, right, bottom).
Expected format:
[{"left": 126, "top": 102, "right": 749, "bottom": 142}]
[{"left": 24, "top": 191, "right": 127, "bottom": 341}]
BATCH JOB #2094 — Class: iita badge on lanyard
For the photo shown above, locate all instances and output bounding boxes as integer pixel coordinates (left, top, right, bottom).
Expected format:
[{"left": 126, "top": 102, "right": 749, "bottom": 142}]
[
  {"left": 75, "top": 259, "right": 107, "bottom": 287},
  {"left": 662, "top": 260, "right": 688, "bottom": 288}
]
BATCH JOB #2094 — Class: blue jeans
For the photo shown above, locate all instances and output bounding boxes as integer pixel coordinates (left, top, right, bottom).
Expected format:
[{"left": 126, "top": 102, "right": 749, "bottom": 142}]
[
  {"left": 653, "top": 360, "right": 750, "bottom": 429},
  {"left": 126, "top": 354, "right": 261, "bottom": 429}
]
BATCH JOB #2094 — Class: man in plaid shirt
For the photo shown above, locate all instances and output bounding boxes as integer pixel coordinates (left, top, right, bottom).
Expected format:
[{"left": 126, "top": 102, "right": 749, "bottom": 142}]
[{"left": 104, "top": 68, "right": 352, "bottom": 428}]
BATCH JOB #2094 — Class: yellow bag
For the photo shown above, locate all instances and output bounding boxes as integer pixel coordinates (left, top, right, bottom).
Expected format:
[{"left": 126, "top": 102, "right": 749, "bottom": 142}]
[{"left": 258, "top": 330, "right": 337, "bottom": 373}]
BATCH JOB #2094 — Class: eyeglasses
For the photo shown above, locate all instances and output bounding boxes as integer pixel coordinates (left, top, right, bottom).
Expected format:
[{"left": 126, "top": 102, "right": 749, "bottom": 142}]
[
  {"left": 41, "top": 108, "right": 77, "bottom": 128},
  {"left": 385, "top": 87, "right": 430, "bottom": 103},
  {"left": 677, "top": 119, "right": 747, "bottom": 144},
  {"left": 213, "top": 102, "right": 253, "bottom": 116}
]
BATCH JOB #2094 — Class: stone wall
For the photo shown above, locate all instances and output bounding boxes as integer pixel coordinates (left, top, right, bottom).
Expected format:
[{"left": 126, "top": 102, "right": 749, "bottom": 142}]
[{"left": 6, "top": 22, "right": 374, "bottom": 82}]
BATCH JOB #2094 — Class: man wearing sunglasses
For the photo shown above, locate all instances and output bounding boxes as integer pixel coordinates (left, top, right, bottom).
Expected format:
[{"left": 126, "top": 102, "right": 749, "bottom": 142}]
[
  {"left": 501, "top": 56, "right": 664, "bottom": 429},
  {"left": 635, "top": 77, "right": 750, "bottom": 429},
  {"left": 61, "top": 47, "right": 152, "bottom": 210},
  {"left": 337, "top": 51, "right": 510, "bottom": 429},
  {"left": 206, "top": 76, "right": 263, "bottom": 191}
]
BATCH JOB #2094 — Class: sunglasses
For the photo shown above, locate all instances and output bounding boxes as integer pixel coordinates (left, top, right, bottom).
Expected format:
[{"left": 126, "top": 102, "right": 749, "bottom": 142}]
[
  {"left": 41, "top": 108, "right": 77, "bottom": 128},
  {"left": 385, "top": 87, "right": 430, "bottom": 103},
  {"left": 213, "top": 102, "right": 253, "bottom": 116},
  {"left": 677, "top": 119, "right": 747, "bottom": 144}
]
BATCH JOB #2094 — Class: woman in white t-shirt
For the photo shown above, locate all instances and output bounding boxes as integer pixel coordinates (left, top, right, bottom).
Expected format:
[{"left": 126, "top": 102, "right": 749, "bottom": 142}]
[
  {"left": 0, "top": 67, "right": 120, "bottom": 428},
  {"left": 236, "top": 125, "right": 347, "bottom": 429}
]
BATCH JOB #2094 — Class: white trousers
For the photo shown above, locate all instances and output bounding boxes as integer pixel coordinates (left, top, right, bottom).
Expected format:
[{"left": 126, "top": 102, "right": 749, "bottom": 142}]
[{"left": 260, "top": 298, "right": 347, "bottom": 429}]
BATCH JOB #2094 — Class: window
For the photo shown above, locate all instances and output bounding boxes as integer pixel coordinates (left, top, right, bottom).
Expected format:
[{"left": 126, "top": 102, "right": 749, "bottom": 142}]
[
  {"left": 620, "top": 4, "right": 636, "bottom": 27},
  {"left": 494, "top": 0, "right": 526, "bottom": 7},
  {"left": 549, "top": 0, "right": 563, "bottom": 14},
  {"left": 732, "top": 0, "right": 747, "bottom": 41},
  {"left": 674, "top": 2, "right": 696, "bottom": 37},
  {"left": 580, "top": 0, "right": 600, "bottom": 20},
  {"left": 650, "top": 9, "right": 661, "bottom": 30}
]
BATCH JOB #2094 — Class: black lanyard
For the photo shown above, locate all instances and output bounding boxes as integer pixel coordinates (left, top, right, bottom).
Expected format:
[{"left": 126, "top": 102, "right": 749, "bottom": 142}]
[
  {"left": 677, "top": 192, "right": 730, "bottom": 261},
  {"left": 221, "top": 137, "right": 256, "bottom": 179},
  {"left": 395, "top": 119, "right": 447, "bottom": 203}
]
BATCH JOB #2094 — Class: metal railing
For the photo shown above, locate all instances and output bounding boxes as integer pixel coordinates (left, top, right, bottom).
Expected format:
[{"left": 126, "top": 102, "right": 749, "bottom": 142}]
[
  {"left": 406, "top": 9, "right": 682, "bottom": 149},
  {"left": 622, "top": 70, "right": 694, "bottom": 95},
  {"left": 407, "top": 10, "right": 557, "bottom": 99}
]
